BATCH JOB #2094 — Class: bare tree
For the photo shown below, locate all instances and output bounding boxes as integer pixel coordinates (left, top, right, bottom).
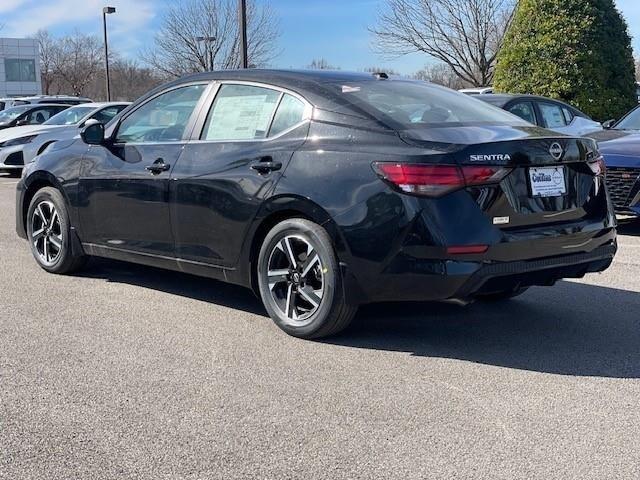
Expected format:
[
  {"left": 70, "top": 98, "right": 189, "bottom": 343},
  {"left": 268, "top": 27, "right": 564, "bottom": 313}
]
[
  {"left": 362, "top": 66, "right": 399, "bottom": 75},
  {"left": 32, "top": 30, "right": 58, "bottom": 95},
  {"left": 412, "top": 63, "right": 468, "bottom": 89},
  {"left": 307, "top": 58, "right": 339, "bottom": 70},
  {"left": 86, "top": 58, "right": 166, "bottom": 101},
  {"left": 52, "top": 31, "right": 103, "bottom": 96},
  {"left": 370, "top": 0, "right": 515, "bottom": 86},
  {"left": 142, "top": 0, "right": 280, "bottom": 77}
]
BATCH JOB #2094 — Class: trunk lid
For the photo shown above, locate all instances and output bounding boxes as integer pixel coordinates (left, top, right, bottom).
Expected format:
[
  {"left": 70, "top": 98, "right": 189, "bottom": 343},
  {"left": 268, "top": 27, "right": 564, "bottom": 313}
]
[{"left": 400, "top": 125, "right": 604, "bottom": 229}]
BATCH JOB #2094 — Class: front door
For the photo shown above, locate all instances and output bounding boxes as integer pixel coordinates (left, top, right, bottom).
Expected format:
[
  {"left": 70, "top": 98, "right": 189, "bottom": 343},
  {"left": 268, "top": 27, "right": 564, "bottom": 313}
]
[
  {"left": 78, "top": 83, "right": 209, "bottom": 256},
  {"left": 171, "top": 83, "right": 311, "bottom": 268}
]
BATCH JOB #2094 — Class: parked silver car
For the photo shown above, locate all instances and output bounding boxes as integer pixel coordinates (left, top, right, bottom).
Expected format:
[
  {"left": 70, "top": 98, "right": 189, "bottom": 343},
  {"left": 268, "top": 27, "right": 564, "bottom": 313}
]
[
  {"left": 0, "top": 102, "right": 129, "bottom": 175},
  {"left": 476, "top": 94, "right": 603, "bottom": 136}
]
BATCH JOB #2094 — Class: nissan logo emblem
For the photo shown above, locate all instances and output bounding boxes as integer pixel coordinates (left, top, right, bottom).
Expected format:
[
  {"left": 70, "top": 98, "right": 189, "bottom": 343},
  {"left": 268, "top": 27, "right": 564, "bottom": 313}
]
[{"left": 549, "top": 143, "right": 564, "bottom": 160}]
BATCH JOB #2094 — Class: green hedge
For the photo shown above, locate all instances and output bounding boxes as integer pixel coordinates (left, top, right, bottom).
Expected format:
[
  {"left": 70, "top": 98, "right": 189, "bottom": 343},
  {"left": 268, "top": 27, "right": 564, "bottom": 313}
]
[{"left": 493, "top": 0, "right": 637, "bottom": 121}]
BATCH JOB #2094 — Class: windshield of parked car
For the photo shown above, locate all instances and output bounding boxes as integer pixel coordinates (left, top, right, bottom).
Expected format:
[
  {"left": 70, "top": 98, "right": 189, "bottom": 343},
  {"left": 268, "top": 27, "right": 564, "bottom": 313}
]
[
  {"left": 44, "top": 106, "right": 95, "bottom": 125},
  {"left": 0, "top": 105, "right": 30, "bottom": 124},
  {"left": 332, "top": 80, "right": 529, "bottom": 129},
  {"left": 613, "top": 107, "right": 640, "bottom": 130}
]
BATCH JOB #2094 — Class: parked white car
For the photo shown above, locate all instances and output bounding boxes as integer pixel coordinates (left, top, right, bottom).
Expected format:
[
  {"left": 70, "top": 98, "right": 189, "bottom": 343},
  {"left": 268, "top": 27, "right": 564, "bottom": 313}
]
[
  {"left": 459, "top": 87, "right": 494, "bottom": 95},
  {"left": 0, "top": 102, "right": 129, "bottom": 175},
  {"left": 476, "top": 94, "right": 603, "bottom": 136},
  {"left": 1, "top": 95, "right": 92, "bottom": 110}
]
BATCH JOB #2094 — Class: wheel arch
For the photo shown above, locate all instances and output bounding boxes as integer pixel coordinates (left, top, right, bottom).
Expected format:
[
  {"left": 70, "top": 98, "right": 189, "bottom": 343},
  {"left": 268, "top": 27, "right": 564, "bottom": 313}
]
[
  {"left": 21, "top": 171, "right": 67, "bottom": 235},
  {"left": 21, "top": 171, "right": 85, "bottom": 259},
  {"left": 237, "top": 194, "right": 351, "bottom": 295}
]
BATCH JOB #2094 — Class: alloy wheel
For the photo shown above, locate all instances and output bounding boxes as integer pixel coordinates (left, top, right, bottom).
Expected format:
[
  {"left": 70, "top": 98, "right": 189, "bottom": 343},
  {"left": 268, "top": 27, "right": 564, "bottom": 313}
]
[
  {"left": 31, "top": 200, "right": 63, "bottom": 265},
  {"left": 266, "top": 235, "right": 325, "bottom": 326}
]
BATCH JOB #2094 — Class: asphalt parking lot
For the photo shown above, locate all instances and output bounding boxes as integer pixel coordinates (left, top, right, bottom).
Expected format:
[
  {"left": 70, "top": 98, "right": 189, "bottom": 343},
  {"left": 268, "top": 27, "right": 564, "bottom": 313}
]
[{"left": 1, "top": 172, "right": 639, "bottom": 479}]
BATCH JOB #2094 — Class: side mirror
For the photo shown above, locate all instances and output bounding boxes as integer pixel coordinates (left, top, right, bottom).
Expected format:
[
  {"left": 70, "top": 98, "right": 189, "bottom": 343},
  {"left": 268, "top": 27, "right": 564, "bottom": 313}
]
[
  {"left": 15, "top": 119, "right": 28, "bottom": 126},
  {"left": 80, "top": 120, "right": 105, "bottom": 145},
  {"left": 602, "top": 119, "right": 616, "bottom": 129}
]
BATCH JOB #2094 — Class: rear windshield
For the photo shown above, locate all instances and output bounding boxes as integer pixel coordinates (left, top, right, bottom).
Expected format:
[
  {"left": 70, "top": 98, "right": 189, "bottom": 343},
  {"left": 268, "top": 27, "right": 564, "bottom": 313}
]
[
  {"left": 332, "top": 81, "right": 527, "bottom": 129},
  {"left": 614, "top": 106, "right": 640, "bottom": 130}
]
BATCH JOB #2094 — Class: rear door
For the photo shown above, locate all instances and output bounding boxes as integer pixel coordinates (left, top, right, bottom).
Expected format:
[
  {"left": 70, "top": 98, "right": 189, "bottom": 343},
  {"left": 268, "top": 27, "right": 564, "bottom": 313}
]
[{"left": 171, "top": 82, "right": 312, "bottom": 268}]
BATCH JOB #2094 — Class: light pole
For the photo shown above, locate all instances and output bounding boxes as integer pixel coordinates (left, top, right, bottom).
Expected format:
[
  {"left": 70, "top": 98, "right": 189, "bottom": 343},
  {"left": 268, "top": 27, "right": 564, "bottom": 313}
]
[
  {"left": 195, "top": 36, "right": 216, "bottom": 71},
  {"left": 102, "top": 6, "right": 116, "bottom": 101},
  {"left": 239, "top": 0, "right": 248, "bottom": 68}
]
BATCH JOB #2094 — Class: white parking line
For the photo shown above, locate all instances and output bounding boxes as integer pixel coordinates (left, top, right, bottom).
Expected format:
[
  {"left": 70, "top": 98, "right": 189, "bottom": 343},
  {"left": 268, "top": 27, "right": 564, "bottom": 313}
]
[{"left": 0, "top": 181, "right": 19, "bottom": 186}]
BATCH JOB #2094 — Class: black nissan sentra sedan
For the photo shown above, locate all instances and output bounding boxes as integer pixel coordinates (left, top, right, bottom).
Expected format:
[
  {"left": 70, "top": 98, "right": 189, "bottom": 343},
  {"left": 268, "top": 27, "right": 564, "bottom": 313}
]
[{"left": 16, "top": 70, "right": 617, "bottom": 339}]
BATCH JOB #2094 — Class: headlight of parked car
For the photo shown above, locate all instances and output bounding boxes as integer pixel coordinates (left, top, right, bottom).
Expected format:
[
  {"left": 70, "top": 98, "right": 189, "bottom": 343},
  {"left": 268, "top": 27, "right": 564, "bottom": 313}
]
[{"left": 0, "top": 135, "right": 37, "bottom": 147}]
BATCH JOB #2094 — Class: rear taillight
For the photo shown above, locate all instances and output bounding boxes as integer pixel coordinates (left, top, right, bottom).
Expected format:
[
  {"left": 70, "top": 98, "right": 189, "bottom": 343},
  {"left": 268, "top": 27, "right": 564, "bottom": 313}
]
[
  {"left": 373, "top": 163, "right": 511, "bottom": 197},
  {"left": 588, "top": 156, "right": 606, "bottom": 176}
]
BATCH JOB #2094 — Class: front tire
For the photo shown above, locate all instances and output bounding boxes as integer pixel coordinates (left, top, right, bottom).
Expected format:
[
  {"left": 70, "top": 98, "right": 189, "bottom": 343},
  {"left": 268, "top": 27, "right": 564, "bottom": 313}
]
[
  {"left": 257, "top": 218, "right": 357, "bottom": 339},
  {"left": 27, "top": 187, "right": 87, "bottom": 274}
]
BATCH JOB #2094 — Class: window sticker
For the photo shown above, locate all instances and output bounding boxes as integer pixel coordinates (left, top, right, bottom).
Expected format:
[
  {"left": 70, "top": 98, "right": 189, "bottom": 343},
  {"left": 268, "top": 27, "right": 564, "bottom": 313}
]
[{"left": 206, "top": 94, "right": 277, "bottom": 140}]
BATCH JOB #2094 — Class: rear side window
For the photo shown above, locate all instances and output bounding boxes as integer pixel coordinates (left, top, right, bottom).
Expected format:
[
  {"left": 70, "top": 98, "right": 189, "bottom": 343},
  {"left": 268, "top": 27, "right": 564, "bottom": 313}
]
[
  {"left": 507, "top": 102, "right": 537, "bottom": 125},
  {"left": 91, "top": 105, "right": 126, "bottom": 124},
  {"left": 269, "top": 94, "right": 306, "bottom": 136},
  {"left": 202, "top": 84, "right": 280, "bottom": 141},
  {"left": 538, "top": 102, "right": 567, "bottom": 128}
]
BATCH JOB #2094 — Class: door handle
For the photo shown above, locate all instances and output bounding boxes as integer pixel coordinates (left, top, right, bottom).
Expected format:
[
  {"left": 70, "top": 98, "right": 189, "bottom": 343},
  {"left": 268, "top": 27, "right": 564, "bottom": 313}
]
[
  {"left": 249, "top": 157, "right": 282, "bottom": 174},
  {"left": 145, "top": 158, "right": 171, "bottom": 175}
]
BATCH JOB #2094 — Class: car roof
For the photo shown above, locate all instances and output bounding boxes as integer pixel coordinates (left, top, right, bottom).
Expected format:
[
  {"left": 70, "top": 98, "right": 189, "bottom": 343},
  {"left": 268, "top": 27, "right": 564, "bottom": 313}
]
[
  {"left": 141, "top": 69, "right": 424, "bottom": 118},
  {"left": 69, "top": 102, "right": 131, "bottom": 108},
  {"left": 13, "top": 95, "right": 91, "bottom": 100},
  {"left": 477, "top": 93, "right": 578, "bottom": 107},
  {"left": 2, "top": 103, "right": 71, "bottom": 111}
]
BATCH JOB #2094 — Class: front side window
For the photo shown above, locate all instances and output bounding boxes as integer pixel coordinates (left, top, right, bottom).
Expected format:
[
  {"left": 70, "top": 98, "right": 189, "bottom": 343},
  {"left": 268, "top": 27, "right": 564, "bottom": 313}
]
[
  {"left": 5, "top": 59, "right": 36, "bottom": 82},
  {"left": 538, "top": 102, "right": 567, "bottom": 128},
  {"left": 202, "top": 84, "right": 281, "bottom": 141},
  {"left": 116, "top": 84, "right": 206, "bottom": 143},
  {"left": 508, "top": 102, "right": 537, "bottom": 125},
  {"left": 562, "top": 107, "right": 575, "bottom": 124}
]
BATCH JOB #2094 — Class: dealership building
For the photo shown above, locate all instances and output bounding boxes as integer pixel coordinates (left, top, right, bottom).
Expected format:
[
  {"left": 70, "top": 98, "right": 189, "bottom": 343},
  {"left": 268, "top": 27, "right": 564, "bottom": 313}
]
[{"left": 0, "top": 37, "right": 41, "bottom": 98}]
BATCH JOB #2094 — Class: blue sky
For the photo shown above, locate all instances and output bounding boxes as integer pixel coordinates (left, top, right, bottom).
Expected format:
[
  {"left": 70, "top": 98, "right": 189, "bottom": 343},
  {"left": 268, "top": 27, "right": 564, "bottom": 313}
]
[{"left": 1, "top": 0, "right": 639, "bottom": 74}]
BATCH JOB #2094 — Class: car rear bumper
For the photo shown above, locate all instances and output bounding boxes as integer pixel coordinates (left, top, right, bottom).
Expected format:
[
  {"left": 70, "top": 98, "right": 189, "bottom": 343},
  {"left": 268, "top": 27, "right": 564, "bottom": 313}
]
[{"left": 345, "top": 238, "right": 616, "bottom": 304}]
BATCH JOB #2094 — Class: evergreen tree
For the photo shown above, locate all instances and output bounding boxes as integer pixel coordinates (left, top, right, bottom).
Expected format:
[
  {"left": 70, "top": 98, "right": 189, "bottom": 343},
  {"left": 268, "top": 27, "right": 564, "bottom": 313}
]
[{"left": 494, "top": 0, "right": 636, "bottom": 121}]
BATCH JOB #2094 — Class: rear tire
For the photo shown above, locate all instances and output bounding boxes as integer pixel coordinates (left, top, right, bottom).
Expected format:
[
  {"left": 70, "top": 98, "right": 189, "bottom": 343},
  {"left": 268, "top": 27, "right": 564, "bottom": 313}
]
[
  {"left": 257, "top": 218, "right": 357, "bottom": 339},
  {"left": 27, "top": 187, "right": 87, "bottom": 274}
]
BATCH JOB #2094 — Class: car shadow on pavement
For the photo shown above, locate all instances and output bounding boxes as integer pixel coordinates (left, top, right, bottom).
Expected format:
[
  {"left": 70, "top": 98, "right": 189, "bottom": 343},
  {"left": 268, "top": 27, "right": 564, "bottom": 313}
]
[
  {"left": 331, "top": 280, "right": 640, "bottom": 379},
  {"left": 617, "top": 218, "right": 640, "bottom": 236},
  {"left": 80, "top": 258, "right": 639, "bottom": 379},
  {"left": 79, "top": 257, "right": 267, "bottom": 316}
]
